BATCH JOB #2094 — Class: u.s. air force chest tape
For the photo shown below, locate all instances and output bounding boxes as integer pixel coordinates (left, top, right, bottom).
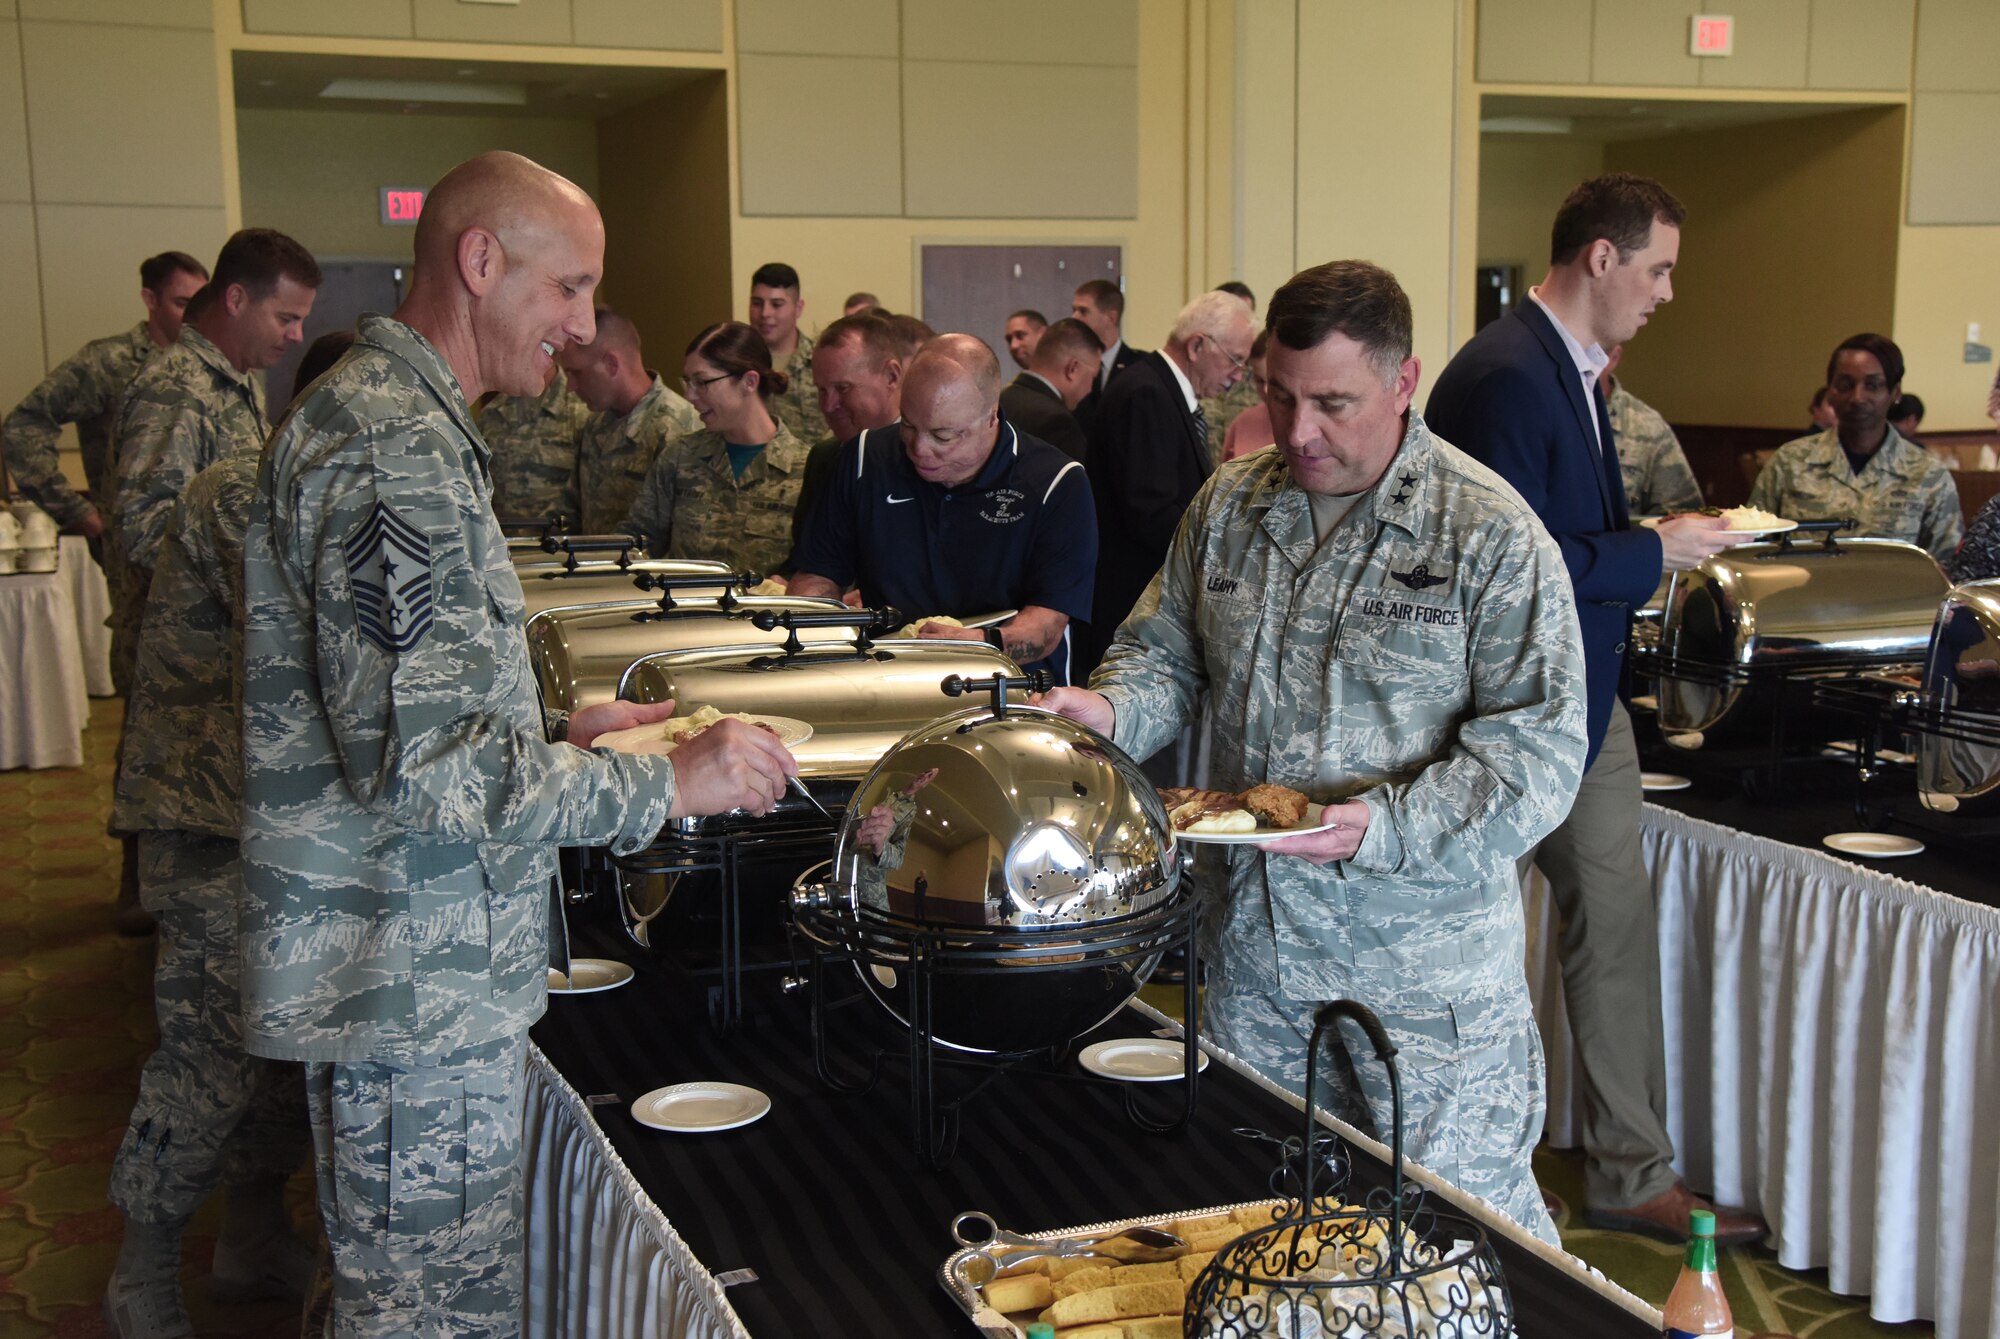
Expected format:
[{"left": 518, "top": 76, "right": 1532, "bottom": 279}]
[{"left": 343, "top": 500, "right": 438, "bottom": 653}]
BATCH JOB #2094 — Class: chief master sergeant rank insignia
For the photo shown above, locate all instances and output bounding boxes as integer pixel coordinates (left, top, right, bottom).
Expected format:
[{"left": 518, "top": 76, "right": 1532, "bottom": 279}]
[{"left": 343, "top": 500, "right": 435, "bottom": 653}]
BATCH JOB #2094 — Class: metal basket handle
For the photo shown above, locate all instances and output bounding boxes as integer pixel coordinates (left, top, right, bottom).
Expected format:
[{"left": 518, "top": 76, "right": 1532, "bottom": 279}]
[{"left": 1306, "top": 1000, "right": 1403, "bottom": 1253}]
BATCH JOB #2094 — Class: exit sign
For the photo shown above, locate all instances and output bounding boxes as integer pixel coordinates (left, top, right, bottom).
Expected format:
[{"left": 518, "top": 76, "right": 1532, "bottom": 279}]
[
  {"left": 1690, "top": 14, "right": 1734, "bottom": 55},
  {"left": 379, "top": 187, "right": 426, "bottom": 226}
]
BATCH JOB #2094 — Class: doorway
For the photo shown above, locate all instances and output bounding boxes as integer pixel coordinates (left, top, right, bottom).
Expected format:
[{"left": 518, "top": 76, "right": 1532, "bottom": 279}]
[
  {"left": 270, "top": 260, "right": 406, "bottom": 411},
  {"left": 919, "top": 245, "right": 1123, "bottom": 365}
]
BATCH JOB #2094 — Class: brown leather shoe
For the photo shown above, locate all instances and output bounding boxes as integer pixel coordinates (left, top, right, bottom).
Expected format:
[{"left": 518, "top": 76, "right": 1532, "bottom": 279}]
[{"left": 1583, "top": 1181, "right": 1767, "bottom": 1246}]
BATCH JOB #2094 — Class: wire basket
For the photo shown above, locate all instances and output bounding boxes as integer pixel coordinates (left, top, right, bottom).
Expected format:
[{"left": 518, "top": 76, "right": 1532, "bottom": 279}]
[{"left": 1185, "top": 1000, "right": 1514, "bottom": 1338}]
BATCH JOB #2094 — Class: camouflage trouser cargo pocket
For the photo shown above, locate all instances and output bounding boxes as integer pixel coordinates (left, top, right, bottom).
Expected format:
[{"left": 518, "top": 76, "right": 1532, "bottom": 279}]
[{"left": 308, "top": 1033, "right": 528, "bottom": 1339}]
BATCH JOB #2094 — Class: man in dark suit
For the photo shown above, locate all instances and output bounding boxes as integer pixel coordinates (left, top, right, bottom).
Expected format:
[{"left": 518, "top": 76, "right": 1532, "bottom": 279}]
[
  {"left": 999, "top": 317, "right": 1101, "bottom": 462},
  {"left": 1077, "top": 290, "right": 1255, "bottom": 679},
  {"left": 1071, "top": 278, "right": 1146, "bottom": 435},
  {"left": 1427, "top": 173, "right": 1757, "bottom": 1245}
]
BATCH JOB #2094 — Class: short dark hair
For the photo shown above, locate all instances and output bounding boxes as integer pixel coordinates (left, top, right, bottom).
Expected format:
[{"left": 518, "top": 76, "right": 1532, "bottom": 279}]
[
  {"left": 1827, "top": 333, "right": 1904, "bottom": 391},
  {"left": 291, "top": 329, "right": 355, "bottom": 403},
  {"left": 215, "top": 228, "right": 320, "bottom": 297},
  {"left": 884, "top": 314, "right": 935, "bottom": 363},
  {"left": 1250, "top": 328, "right": 1269, "bottom": 360},
  {"left": 140, "top": 250, "right": 206, "bottom": 293},
  {"left": 1216, "top": 280, "right": 1254, "bottom": 306},
  {"left": 842, "top": 290, "right": 879, "bottom": 309},
  {"left": 818, "top": 312, "right": 902, "bottom": 367},
  {"left": 687, "top": 320, "right": 786, "bottom": 399},
  {"left": 1074, "top": 278, "right": 1124, "bottom": 319},
  {"left": 1550, "top": 173, "right": 1686, "bottom": 266},
  {"left": 1030, "top": 317, "right": 1103, "bottom": 366},
  {"left": 1266, "top": 260, "right": 1413, "bottom": 382},
  {"left": 1810, "top": 385, "right": 1830, "bottom": 410},
  {"left": 1007, "top": 308, "right": 1049, "bottom": 330},
  {"left": 1891, "top": 393, "right": 1925, "bottom": 424},
  {"left": 750, "top": 262, "right": 800, "bottom": 292}
]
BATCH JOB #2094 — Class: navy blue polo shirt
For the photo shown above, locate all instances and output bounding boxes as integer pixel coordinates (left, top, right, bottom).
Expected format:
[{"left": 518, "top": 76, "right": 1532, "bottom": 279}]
[{"left": 791, "top": 416, "right": 1098, "bottom": 683}]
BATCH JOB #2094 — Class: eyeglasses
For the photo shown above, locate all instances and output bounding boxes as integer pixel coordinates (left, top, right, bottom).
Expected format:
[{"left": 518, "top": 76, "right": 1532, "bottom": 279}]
[
  {"left": 1201, "top": 337, "right": 1249, "bottom": 373},
  {"left": 683, "top": 370, "right": 744, "bottom": 394}
]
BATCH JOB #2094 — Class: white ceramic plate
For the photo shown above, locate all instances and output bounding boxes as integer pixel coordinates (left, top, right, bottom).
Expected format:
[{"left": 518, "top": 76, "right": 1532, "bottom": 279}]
[
  {"left": 1725, "top": 519, "right": 1799, "bottom": 539},
  {"left": 1172, "top": 803, "right": 1335, "bottom": 847},
  {"left": 1640, "top": 772, "right": 1692, "bottom": 792},
  {"left": 630, "top": 1081, "right": 772, "bottom": 1133},
  {"left": 1822, "top": 831, "right": 1925, "bottom": 859},
  {"left": 593, "top": 714, "right": 814, "bottom": 755},
  {"left": 1078, "top": 1038, "right": 1210, "bottom": 1083},
  {"left": 547, "top": 958, "right": 635, "bottom": 994}
]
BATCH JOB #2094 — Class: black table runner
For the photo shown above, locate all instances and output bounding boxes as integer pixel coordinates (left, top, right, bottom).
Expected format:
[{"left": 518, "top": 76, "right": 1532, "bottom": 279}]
[{"left": 531, "top": 931, "right": 1656, "bottom": 1338}]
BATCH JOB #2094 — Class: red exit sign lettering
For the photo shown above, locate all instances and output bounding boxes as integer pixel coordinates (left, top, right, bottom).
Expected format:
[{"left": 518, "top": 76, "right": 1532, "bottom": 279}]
[
  {"left": 1690, "top": 14, "right": 1734, "bottom": 55},
  {"left": 379, "top": 187, "right": 426, "bottom": 226}
]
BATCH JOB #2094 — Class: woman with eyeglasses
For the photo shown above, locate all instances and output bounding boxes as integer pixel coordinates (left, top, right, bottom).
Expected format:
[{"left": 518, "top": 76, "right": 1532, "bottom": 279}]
[{"left": 623, "top": 320, "right": 811, "bottom": 577}]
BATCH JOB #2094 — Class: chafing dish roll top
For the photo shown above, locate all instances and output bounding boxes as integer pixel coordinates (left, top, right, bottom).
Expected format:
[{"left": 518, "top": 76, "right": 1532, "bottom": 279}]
[
  {"left": 1917, "top": 579, "right": 2000, "bottom": 812},
  {"left": 1658, "top": 537, "right": 1948, "bottom": 734}
]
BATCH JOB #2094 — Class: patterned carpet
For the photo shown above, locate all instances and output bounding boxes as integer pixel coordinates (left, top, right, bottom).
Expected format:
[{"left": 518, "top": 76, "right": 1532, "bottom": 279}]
[{"left": 0, "top": 700, "right": 1934, "bottom": 1338}]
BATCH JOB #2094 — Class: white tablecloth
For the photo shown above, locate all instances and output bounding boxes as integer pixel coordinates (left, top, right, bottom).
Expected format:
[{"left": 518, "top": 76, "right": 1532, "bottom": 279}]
[
  {"left": 1528, "top": 803, "right": 2000, "bottom": 1339},
  {"left": 58, "top": 535, "right": 113, "bottom": 697},
  {"left": 0, "top": 570, "right": 89, "bottom": 768}
]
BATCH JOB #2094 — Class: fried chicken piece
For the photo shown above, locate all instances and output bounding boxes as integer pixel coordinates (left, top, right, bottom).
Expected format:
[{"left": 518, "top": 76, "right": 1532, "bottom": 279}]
[{"left": 1242, "top": 783, "right": 1309, "bottom": 829}]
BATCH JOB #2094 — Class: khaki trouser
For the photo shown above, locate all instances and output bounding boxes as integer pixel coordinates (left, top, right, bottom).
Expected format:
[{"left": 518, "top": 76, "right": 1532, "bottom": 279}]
[{"left": 1519, "top": 703, "right": 1677, "bottom": 1209}]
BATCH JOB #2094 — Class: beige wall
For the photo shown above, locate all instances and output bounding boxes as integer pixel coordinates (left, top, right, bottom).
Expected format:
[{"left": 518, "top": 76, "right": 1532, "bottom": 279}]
[
  {"left": 0, "top": 7, "right": 230, "bottom": 492},
  {"left": 1476, "top": 134, "right": 1606, "bottom": 275},
  {"left": 235, "top": 107, "right": 600, "bottom": 261},
  {"left": 1894, "top": 229, "right": 2000, "bottom": 432},
  {"left": 1604, "top": 106, "right": 1904, "bottom": 427},
  {"left": 596, "top": 75, "right": 733, "bottom": 367}
]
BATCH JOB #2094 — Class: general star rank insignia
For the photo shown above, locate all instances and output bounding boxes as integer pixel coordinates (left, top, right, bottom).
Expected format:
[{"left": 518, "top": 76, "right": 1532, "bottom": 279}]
[
  {"left": 1389, "top": 562, "right": 1449, "bottom": 591},
  {"left": 344, "top": 501, "right": 436, "bottom": 653}
]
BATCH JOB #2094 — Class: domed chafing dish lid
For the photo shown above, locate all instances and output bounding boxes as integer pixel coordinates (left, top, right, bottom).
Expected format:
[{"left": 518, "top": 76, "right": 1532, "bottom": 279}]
[{"left": 831, "top": 705, "right": 1177, "bottom": 931}]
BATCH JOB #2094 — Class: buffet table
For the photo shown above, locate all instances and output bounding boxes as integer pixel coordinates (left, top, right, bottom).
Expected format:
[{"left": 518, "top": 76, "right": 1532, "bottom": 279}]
[
  {"left": 525, "top": 937, "right": 1660, "bottom": 1339},
  {"left": 1528, "top": 774, "right": 2000, "bottom": 1339},
  {"left": 0, "top": 568, "right": 90, "bottom": 768},
  {"left": 58, "top": 535, "right": 113, "bottom": 698}
]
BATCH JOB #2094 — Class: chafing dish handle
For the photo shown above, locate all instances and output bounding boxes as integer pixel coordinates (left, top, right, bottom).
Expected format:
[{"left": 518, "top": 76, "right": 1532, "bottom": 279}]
[
  {"left": 749, "top": 606, "right": 899, "bottom": 655},
  {"left": 940, "top": 670, "right": 1052, "bottom": 717},
  {"left": 631, "top": 569, "right": 759, "bottom": 611},
  {"left": 538, "top": 533, "right": 644, "bottom": 571},
  {"left": 1775, "top": 518, "right": 1856, "bottom": 553}
]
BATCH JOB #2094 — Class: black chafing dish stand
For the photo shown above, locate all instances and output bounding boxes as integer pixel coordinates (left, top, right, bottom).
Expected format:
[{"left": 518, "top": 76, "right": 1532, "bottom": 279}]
[
  {"left": 1809, "top": 671, "right": 2000, "bottom": 844},
  {"left": 532, "top": 917, "right": 1660, "bottom": 1339}
]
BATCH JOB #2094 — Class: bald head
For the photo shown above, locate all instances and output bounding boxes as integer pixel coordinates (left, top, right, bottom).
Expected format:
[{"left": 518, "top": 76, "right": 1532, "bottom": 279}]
[
  {"left": 898, "top": 334, "right": 1004, "bottom": 488},
  {"left": 907, "top": 333, "right": 1003, "bottom": 413},
  {"left": 401, "top": 151, "right": 604, "bottom": 402}
]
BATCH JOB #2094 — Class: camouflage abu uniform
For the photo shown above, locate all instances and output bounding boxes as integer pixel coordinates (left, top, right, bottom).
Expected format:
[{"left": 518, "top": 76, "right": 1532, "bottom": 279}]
[
  {"left": 477, "top": 367, "right": 588, "bottom": 527},
  {"left": 1747, "top": 426, "right": 1962, "bottom": 563},
  {"left": 1199, "top": 377, "right": 1262, "bottom": 465},
  {"left": 240, "top": 314, "right": 678, "bottom": 1336},
  {"left": 109, "top": 325, "right": 269, "bottom": 692},
  {"left": 625, "top": 422, "right": 810, "bottom": 575},
  {"left": 767, "top": 331, "right": 829, "bottom": 442},
  {"left": 1091, "top": 413, "right": 1587, "bottom": 1246},
  {"left": 1606, "top": 378, "right": 1702, "bottom": 516},
  {"left": 107, "top": 446, "right": 309, "bottom": 1234},
  {"left": 574, "top": 372, "right": 699, "bottom": 535},
  {"left": 0, "top": 321, "right": 157, "bottom": 527}
]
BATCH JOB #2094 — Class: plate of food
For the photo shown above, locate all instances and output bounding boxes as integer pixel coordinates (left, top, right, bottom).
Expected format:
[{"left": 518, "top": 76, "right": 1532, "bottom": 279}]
[
  {"left": 1706, "top": 504, "right": 1796, "bottom": 538},
  {"left": 1157, "top": 784, "right": 1336, "bottom": 845},
  {"left": 591, "top": 705, "right": 813, "bottom": 756}
]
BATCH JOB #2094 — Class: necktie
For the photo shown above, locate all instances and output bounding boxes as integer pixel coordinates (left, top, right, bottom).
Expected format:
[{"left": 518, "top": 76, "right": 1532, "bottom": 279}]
[{"left": 1192, "top": 402, "right": 1209, "bottom": 454}]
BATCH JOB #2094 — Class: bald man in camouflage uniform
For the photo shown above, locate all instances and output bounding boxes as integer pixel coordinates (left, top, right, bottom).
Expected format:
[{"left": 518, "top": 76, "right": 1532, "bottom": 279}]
[
  {"left": 103, "top": 446, "right": 315, "bottom": 1337},
  {"left": 477, "top": 366, "right": 588, "bottom": 527},
  {"left": 1, "top": 252, "right": 206, "bottom": 539},
  {"left": 1042, "top": 262, "right": 1586, "bottom": 1245},
  {"left": 239, "top": 152, "right": 796, "bottom": 1337}
]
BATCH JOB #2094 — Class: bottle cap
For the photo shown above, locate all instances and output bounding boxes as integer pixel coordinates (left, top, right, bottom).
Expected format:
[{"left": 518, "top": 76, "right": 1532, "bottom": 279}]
[
  {"left": 1689, "top": 1208, "right": 1716, "bottom": 1237},
  {"left": 1027, "top": 1325, "right": 1056, "bottom": 1339}
]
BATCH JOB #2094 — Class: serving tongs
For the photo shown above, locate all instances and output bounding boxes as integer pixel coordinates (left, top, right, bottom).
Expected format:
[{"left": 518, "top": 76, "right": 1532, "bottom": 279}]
[{"left": 951, "top": 1210, "right": 1188, "bottom": 1280}]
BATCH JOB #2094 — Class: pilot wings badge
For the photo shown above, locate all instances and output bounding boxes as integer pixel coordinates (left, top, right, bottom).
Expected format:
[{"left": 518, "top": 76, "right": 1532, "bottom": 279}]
[
  {"left": 344, "top": 501, "right": 436, "bottom": 654},
  {"left": 1389, "top": 562, "right": 1449, "bottom": 592}
]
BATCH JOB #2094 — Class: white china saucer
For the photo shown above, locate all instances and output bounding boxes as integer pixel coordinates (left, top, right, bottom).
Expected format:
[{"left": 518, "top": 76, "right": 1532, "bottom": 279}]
[
  {"left": 1821, "top": 831, "right": 1925, "bottom": 859},
  {"left": 1078, "top": 1038, "right": 1209, "bottom": 1082},
  {"left": 547, "top": 958, "right": 635, "bottom": 994},
  {"left": 1640, "top": 773, "right": 1692, "bottom": 792},
  {"left": 631, "top": 1082, "right": 772, "bottom": 1133}
]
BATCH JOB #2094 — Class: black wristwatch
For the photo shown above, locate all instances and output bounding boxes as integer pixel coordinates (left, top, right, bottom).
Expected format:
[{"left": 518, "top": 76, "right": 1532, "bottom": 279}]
[{"left": 985, "top": 626, "right": 1005, "bottom": 650}]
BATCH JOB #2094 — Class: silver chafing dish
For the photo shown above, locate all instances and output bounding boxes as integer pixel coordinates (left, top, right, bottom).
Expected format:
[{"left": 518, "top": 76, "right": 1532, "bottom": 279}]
[
  {"left": 791, "top": 688, "right": 1184, "bottom": 1056},
  {"left": 1913, "top": 579, "right": 2000, "bottom": 816},
  {"left": 1656, "top": 531, "right": 1948, "bottom": 758}
]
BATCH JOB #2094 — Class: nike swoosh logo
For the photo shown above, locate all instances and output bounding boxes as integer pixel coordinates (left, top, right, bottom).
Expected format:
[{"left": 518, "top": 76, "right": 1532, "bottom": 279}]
[{"left": 887, "top": 494, "right": 914, "bottom": 504}]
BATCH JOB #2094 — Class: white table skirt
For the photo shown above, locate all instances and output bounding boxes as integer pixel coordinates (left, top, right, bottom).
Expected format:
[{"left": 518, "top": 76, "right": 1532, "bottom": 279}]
[
  {"left": 58, "top": 535, "right": 113, "bottom": 697},
  {"left": 523, "top": 1044, "right": 753, "bottom": 1339},
  {"left": 1528, "top": 803, "right": 2000, "bottom": 1339},
  {"left": 0, "top": 570, "right": 88, "bottom": 769}
]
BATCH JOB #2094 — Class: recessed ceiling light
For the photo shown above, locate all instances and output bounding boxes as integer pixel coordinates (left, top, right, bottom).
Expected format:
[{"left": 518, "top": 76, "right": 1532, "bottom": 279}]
[
  {"left": 457, "top": 68, "right": 477, "bottom": 76},
  {"left": 320, "top": 77, "right": 527, "bottom": 106},
  {"left": 1480, "top": 115, "right": 1573, "bottom": 135},
  {"left": 257, "top": 79, "right": 276, "bottom": 87}
]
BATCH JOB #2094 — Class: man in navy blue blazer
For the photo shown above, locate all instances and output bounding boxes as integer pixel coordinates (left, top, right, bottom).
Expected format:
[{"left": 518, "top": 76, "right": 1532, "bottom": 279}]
[{"left": 1427, "top": 174, "right": 1762, "bottom": 1246}]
